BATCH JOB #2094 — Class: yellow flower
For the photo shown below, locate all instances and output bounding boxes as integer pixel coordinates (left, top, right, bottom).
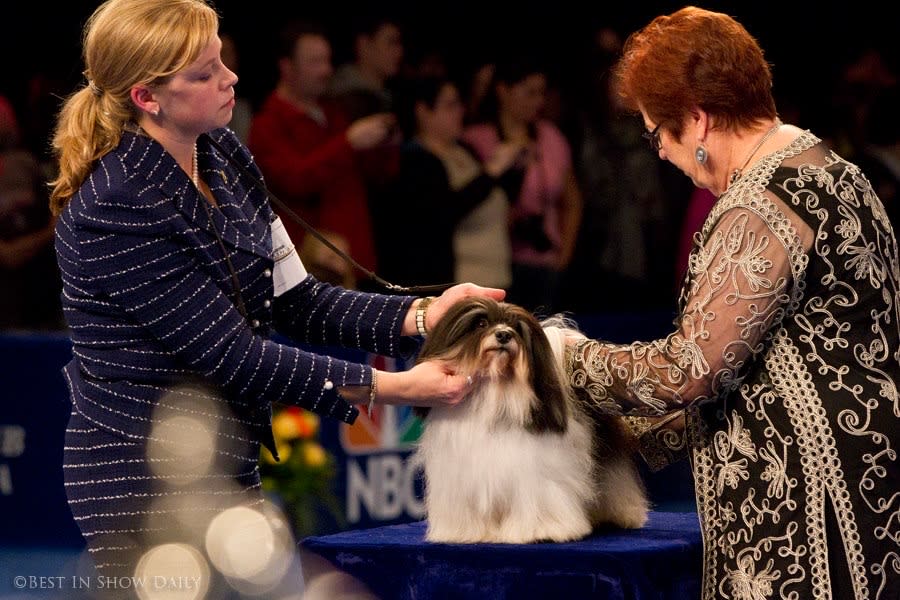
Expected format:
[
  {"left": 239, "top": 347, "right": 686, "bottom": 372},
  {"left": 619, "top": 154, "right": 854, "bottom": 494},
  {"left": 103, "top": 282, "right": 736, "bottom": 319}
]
[
  {"left": 300, "top": 410, "right": 320, "bottom": 438},
  {"left": 261, "top": 441, "right": 293, "bottom": 464},
  {"left": 272, "top": 407, "right": 321, "bottom": 441},
  {"left": 272, "top": 410, "right": 302, "bottom": 441},
  {"left": 302, "top": 442, "right": 327, "bottom": 468}
]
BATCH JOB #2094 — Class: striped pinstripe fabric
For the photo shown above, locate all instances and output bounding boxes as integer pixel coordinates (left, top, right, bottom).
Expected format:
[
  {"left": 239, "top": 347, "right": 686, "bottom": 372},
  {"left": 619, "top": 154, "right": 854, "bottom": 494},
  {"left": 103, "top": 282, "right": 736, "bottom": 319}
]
[
  {"left": 56, "top": 127, "right": 416, "bottom": 583},
  {"left": 63, "top": 408, "right": 264, "bottom": 583}
]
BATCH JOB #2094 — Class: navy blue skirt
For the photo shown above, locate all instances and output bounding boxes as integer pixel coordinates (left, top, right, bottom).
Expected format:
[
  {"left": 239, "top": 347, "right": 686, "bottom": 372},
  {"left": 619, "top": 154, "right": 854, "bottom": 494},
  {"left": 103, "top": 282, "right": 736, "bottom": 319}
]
[{"left": 63, "top": 407, "right": 265, "bottom": 587}]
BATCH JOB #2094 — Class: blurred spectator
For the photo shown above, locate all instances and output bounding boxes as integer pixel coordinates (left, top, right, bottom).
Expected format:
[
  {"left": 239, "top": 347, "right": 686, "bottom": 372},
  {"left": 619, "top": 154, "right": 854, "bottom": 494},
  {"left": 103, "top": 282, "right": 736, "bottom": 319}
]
[
  {"left": 326, "top": 15, "right": 406, "bottom": 277},
  {"left": 248, "top": 21, "right": 398, "bottom": 282},
  {"left": 376, "top": 75, "right": 522, "bottom": 289},
  {"left": 0, "top": 149, "right": 63, "bottom": 330},
  {"left": 463, "top": 55, "right": 582, "bottom": 314},
  {"left": 560, "top": 27, "right": 673, "bottom": 312},
  {"left": 462, "top": 62, "right": 495, "bottom": 125},
  {"left": 327, "top": 14, "right": 404, "bottom": 122}
]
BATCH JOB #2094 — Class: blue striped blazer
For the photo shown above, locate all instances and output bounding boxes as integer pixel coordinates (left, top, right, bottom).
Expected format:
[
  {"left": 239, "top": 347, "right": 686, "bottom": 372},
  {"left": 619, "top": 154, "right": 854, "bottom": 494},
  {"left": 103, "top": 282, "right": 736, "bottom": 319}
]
[{"left": 54, "top": 127, "right": 415, "bottom": 454}]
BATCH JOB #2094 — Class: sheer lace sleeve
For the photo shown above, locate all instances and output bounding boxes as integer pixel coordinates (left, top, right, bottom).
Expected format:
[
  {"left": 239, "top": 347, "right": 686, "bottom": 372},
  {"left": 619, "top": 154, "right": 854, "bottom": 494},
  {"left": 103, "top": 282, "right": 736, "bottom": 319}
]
[
  {"left": 567, "top": 205, "right": 795, "bottom": 416},
  {"left": 623, "top": 411, "right": 688, "bottom": 471}
]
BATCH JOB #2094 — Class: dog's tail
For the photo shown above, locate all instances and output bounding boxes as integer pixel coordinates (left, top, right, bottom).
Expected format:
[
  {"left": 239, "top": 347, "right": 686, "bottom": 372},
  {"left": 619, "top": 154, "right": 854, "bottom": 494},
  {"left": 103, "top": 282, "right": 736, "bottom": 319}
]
[{"left": 540, "top": 315, "right": 586, "bottom": 368}]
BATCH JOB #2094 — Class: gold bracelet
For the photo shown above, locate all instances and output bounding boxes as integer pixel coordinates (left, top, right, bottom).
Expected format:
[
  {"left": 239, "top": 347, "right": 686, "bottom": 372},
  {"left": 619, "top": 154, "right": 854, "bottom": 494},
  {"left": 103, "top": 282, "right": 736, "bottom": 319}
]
[
  {"left": 415, "top": 296, "right": 436, "bottom": 337},
  {"left": 368, "top": 369, "right": 378, "bottom": 417}
]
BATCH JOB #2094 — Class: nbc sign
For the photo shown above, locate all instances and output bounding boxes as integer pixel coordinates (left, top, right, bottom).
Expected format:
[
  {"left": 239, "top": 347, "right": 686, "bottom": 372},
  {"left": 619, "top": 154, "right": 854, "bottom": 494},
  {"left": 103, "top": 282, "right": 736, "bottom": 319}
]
[{"left": 338, "top": 356, "right": 426, "bottom": 525}]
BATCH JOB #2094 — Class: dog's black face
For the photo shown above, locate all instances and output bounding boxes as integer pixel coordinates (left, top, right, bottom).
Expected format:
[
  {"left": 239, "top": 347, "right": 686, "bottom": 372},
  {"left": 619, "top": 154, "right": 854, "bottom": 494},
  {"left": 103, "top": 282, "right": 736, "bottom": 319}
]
[{"left": 417, "top": 297, "right": 568, "bottom": 434}]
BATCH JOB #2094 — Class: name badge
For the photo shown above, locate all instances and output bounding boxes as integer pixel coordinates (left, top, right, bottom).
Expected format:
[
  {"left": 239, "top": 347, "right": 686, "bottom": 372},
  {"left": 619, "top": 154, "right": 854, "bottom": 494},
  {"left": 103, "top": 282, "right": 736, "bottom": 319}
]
[{"left": 270, "top": 216, "right": 307, "bottom": 296}]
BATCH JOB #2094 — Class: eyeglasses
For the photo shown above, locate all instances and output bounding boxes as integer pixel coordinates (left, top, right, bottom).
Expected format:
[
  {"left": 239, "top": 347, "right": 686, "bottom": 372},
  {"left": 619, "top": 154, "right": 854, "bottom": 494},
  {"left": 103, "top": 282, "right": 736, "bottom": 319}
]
[{"left": 642, "top": 122, "right": 663, "bottom": 152}]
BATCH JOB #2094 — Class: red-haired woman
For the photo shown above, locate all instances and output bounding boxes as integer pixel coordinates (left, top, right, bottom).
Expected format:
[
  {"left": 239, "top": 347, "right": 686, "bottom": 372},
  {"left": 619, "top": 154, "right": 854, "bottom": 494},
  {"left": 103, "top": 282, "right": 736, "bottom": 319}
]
[{"left": 566, "top": 7, "right": 899, "bottom": 599}]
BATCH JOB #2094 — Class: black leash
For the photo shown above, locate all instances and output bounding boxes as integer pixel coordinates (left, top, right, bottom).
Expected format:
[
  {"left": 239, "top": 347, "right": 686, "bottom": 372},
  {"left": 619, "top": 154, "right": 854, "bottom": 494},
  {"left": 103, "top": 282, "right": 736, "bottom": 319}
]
[
  {"left": 201, "top": 196, "right": 250, "bottom": 319},
  {"left": 204, "top": 133, "right": 455, "bottom": 296}
]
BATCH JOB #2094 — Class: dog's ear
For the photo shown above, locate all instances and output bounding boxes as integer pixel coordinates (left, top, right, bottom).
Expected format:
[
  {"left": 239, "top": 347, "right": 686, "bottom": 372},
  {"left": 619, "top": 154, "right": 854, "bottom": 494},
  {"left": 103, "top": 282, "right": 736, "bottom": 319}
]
[
  {"left": 418, "top": 297, "right": 493, "bottom": 363},
  {"left": 518, "top": 310, "right": 568, "bottom": 434}
]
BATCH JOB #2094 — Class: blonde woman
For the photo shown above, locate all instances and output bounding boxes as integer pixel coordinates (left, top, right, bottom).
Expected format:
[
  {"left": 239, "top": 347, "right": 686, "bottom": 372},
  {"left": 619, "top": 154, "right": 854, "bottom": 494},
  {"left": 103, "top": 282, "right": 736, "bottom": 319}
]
[{"left": 51, "top": 0, "right": 502, "bottom": 583}]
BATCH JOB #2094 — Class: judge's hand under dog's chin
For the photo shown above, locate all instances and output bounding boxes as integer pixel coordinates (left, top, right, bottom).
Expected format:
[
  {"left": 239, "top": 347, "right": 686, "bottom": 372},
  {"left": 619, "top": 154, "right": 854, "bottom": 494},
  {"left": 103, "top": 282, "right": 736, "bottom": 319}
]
[{"left": 377, "top": 360, "right": 477, "bottom": 408}]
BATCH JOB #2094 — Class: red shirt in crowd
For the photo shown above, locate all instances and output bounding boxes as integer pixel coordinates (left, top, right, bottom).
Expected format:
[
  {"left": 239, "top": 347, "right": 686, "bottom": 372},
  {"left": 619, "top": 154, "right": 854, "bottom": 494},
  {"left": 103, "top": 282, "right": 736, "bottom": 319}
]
[{"left": 248, "top": 93, "right": 378, "bottom": 271}]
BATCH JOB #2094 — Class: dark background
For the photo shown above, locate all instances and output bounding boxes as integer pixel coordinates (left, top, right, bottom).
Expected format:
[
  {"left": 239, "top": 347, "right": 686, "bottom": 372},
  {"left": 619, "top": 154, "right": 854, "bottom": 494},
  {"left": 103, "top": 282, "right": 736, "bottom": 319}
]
[{"left": 5, "top": 1, "right": 896, "bottom": 159}]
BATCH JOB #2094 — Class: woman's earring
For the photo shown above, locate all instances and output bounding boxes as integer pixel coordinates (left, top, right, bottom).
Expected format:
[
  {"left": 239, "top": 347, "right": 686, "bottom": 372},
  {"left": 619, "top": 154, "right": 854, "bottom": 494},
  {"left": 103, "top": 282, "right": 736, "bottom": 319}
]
[
  {"left": 150, "top": 107, "right": 159, "bottom": 117},
  {"left": 695, "top": 145, "right": 708, "bottom": 165}
]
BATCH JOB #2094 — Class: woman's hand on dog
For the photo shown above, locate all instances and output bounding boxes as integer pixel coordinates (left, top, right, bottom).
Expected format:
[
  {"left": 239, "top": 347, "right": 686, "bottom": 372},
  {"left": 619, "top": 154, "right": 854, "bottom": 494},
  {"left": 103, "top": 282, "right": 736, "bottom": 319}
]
[
  {"left": 343, "top": 283, "right": 502, "bottom": 409},
  {"left": 402, "top": 283, "right": 506, "bottom": 336},
  {"left": 375, "top": 361, "right": 476, "bottom": 408}
]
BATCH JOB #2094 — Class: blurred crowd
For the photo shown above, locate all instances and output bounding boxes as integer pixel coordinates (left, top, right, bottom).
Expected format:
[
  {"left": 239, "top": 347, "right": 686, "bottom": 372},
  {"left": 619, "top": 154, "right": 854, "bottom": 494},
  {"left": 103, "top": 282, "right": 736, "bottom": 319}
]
[{"left": 2, "top": 7, "right": 898, "bottom": 332}]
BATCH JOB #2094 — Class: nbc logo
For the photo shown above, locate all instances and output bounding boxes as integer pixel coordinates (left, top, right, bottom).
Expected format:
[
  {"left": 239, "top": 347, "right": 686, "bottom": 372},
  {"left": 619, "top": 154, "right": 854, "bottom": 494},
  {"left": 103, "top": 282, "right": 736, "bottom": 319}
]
[
  {"left": 339, "top": 356, "right": 426, "bottom": 523},
  {"left": 339, "top": 356, "right": 424, "bottom": 454}
]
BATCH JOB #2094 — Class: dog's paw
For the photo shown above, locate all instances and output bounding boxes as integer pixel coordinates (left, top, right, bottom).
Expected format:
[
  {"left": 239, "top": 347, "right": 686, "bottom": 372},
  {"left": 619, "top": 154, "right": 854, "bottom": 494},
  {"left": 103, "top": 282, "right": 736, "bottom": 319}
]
[
  {"left": 614, "top": 509, "right": 649, "bottom": 530},
  {"left": 536, "top": 526, "right": 592, "bottom": 543},
  {"left": 501, "top": 515, "right": 593, "bottom": 544},
  {"left": 591, "top": 503, "right": 649, "bottom": 530}
]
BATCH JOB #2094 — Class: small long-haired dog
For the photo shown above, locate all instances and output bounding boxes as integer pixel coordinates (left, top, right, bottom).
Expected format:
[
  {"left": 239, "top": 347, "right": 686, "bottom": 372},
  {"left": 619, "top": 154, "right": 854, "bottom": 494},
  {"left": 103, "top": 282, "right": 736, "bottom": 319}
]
[{"left": 414, "top": 297, "right": 649, "bottom": 544}]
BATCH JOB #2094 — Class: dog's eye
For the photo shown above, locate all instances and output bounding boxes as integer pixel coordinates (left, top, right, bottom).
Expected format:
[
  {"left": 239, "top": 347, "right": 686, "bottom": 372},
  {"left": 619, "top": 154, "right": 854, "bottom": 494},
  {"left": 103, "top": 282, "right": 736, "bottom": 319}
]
[{"left": 476, "top": 318, "right": 488, "bottom": 329}]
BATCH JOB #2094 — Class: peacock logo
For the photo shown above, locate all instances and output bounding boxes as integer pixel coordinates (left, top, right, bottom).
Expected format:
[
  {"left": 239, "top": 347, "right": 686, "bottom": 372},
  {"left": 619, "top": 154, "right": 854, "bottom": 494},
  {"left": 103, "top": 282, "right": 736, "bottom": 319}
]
[{"left": 339, "top": 356, "right": 424, "bottom": 455}]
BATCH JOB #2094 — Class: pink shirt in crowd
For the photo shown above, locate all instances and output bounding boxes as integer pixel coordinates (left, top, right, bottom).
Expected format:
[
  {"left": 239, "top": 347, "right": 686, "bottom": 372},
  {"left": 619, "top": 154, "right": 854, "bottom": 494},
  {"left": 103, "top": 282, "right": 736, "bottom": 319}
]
[{"left": 463, "top": 120, "right": 571, "bottom": 268}]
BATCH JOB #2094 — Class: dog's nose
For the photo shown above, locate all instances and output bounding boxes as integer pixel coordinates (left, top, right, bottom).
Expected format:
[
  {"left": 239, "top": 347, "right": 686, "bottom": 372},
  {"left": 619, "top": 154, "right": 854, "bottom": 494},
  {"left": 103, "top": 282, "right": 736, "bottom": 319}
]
[{"left": 495, "top": 330, "right": 513, "bottom": 345}]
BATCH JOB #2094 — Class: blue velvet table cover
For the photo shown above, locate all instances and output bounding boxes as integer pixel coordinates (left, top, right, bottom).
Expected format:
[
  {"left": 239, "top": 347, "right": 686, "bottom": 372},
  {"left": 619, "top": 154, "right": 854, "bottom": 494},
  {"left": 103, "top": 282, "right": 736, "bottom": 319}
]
[{"left": 301, "top": 511, "right": 702, "bottom": 599}]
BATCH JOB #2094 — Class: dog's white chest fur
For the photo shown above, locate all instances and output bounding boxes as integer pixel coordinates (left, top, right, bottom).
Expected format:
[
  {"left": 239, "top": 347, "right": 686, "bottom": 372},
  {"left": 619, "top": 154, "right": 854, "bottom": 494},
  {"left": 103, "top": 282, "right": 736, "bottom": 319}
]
[{"left": 417, "top": 388, "right": 597, "bottom": 544}]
